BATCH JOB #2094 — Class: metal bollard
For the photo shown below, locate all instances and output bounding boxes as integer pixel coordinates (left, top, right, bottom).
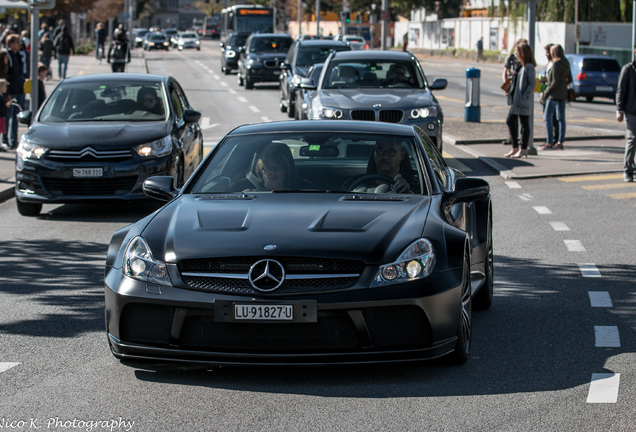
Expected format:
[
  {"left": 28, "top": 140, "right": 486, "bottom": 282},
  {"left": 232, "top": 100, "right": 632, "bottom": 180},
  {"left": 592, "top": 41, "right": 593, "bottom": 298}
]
[{"left": 464, "top": 68, "right": 480, "bottom": 123}]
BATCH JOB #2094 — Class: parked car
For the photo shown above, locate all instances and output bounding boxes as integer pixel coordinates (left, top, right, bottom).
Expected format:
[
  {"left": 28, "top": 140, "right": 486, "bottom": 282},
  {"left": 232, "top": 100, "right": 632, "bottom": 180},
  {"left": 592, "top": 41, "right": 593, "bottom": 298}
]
[
  {"left": 104, "top": 120, "right": 493, "bottom": 366},
  {"left": 342, "top": 35, "right": 368, "bottom": 50},
  {"left": 565, "top": 54, "right": 621, "bottom": 102},
  {"left": 176, "top": 32, "right": 200, "bottom": 51},
  {"left": 237, "top": 33, "right": 293, "bottom": 89},
  {"left": 14, "top": 74, "right": 204, "bottom": 216},
  {"left": 294, "top": 63, "right": 323, "bottom": 119},
  {"left": 279, "top": 39, "right": 351, "bottom": 117},
  {"left": 143, "top": 32, "right": 169, "bottom": 51},
  {"left": 132, "top": 28, "right": 149, "bottom": 48},
  {"left": 304, "top": 50, "right": 447, "bottom": 150},
  {"left": 219, "top": 31, "right": 251, "bottom": 74}
]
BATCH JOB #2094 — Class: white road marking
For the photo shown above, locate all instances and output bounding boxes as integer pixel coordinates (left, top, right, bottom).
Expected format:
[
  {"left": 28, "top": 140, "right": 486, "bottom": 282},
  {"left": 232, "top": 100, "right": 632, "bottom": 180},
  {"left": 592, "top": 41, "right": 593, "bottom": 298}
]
[
  {"left": 587, "top": 373, "right": 620, "bottom": 403},
  {"left": 549, "top": 222, "right": 570, "bottom": 231},
  {"left": 199, "top": 118, "right": 219, "bottom": 130},
  {"left": 564, "top": 239, "right": 585, "bottom": 252},
  {"left": 220, "top": 81, "right": 228, "bottom": 87},
  {"left": 261, "top": 116, "right": 272, "bottom": 122},
  {"left": 0, "top": 362, "right": 19, "bottom": 373},
  {"left": 589, "top": 291, "right": 613, "bottom": 307},
  {"left": 594, "top": 326, "right": 620, "bottom": 347},
  {"left": 228, "top": 89, "right": 237, "bottom": 94},
  {"left": 578, "top": 263, "right": 601, "bottom": 277},
  {"left": 519, "top": 193, "right": 533, "bottom": 201},
  {"left": 237, "top": 96, "right": 248, "bottom": 103},
  {"left": 248, "top": 105, "right": 260, "bottom": 113},
  {"left": 533, "top": 206, "right": 552, "bottom": 214},
  {"left": 506, "top": 181, "right": 521, "bottom": 189}
]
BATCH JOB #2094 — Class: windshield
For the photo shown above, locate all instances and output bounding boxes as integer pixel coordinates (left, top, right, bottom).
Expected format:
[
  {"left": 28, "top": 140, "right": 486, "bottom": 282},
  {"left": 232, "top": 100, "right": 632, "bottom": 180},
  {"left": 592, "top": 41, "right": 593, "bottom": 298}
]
[
  {"left": 296, "top": 45, "right": 350, "bottom": 67},
  {"left": 248, "top": 36, "right": 292, "bottom": 53},
  {"left": 190, "top": 132, "right": 425, "bottom": 195},
  {"left": 228, "top": 34, "right": 249, "bottom": 47},
  {"left": 181, "top": 33, "right": 197, "bottom": 39},
  {"left": 323, "top": 59, "right": 425, "bottom": 89},
  {"left": 39, "top": 81, "right": 167, "bottom": 122}
]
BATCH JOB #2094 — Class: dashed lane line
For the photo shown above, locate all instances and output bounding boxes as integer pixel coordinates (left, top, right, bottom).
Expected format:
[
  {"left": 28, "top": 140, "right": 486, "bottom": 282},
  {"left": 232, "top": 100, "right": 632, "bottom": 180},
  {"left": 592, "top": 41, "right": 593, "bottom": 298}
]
[
  {"left": 0, "top": 362, "right": 19, "bottom": 373},
  {"left": 533, "top": 206, "right": 552, "bottom": 214},
  {"left": 505, "top": 181, "right": 521, "bottom": 188},
  {"left": 578, "top": 263, "right": 601, "bottom": 277},
  {"left": 549, "top": 222, "right": 570, "bottom": 231},
  {"left": 589, "top": 291, "right": 613, "bottom": 307},
  {"left": 594, "top": 326, "right": 621, "bottom": 347},
  {"left": 564, "top": 239, "right": 586, "bottom": 252},
  {"left": 587, "top": 373, "right": 621, "bottom": 403}
]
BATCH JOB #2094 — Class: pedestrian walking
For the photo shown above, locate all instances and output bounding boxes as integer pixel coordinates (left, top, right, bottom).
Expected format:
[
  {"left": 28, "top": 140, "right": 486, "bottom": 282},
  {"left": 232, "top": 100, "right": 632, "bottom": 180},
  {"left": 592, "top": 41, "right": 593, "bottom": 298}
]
[
  {"left": 2, "top": 34, "right": 24, "bottom": 150},
  {"left": 39, "top": 32, "right": 53, "bottom": 79},
  {"left": 95, "top": 22, "right": 106, "bottom": 61},
  {"left": 539, "top": 44, "right": 572, "bottom": 150},
  {"left": 107, "top": 30, "right": 130, "bottom": 73},
  {"left": 504, "top": 40, "right": 536, "bottom": 159},
  {"left": 616, "top": 44, "right": 636, "bottom": 182},
  {"left": 0, "top": 79, "right": 11, "bottom": 148},
  {"left": 54, "top": 26, "right": 74, "bottom": 79},
  {"left": 501, "top": 38, "right": 528, "bottom": 146},
  {"left": 476, "top": 37, "right": 484, "bottom": 62},
  {"left": 402, "top": 32, "right": 408, "bottom": 52}
]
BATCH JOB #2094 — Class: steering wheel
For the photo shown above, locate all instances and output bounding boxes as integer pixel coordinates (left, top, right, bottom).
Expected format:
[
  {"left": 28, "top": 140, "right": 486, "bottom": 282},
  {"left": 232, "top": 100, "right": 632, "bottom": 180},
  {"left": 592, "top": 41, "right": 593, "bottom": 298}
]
[{"left": 348, "top": 174, "right": 395, "bottom": 191}]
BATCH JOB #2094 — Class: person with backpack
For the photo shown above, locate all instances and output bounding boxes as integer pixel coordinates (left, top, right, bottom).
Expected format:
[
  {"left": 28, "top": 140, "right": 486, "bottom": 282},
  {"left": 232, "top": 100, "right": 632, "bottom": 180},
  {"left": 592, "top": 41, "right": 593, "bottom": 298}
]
[
  {"left": 616, "top": 44, "right": 636, "bottom": 182},
  {"left": 53, "top": 26, "right": 74, "bottom": 79},
  {"left": 107, "top": 30, "right": 130, "bottom": 72}
]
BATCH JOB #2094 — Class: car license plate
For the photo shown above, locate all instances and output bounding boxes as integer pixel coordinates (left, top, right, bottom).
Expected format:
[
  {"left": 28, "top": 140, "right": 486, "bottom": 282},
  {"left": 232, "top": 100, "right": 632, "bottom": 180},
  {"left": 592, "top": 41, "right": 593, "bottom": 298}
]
[
  {"left": 73, "top": 168, "right": 103, "bottom": 178},
  {"left": 235, "top": 304, "right": 293, "bottom": 320},
  {"left": 214, "top": 300, "right": 317, "bottom": 323},
  {"left": 596, "top": 86, "right": 613, "bottom": 92}
]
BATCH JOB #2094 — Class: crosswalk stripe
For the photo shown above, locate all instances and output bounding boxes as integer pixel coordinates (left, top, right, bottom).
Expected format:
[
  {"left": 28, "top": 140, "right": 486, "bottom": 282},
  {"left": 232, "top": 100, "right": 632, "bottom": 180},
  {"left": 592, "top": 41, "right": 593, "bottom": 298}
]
[
  {"left": 0, "top": 362, "right": 19, "bottom": 373},
  {"left": 582, "top": 183, "right": 636, "bottom": 190},
  {"left": 609, "top": 191, "right": 636, "bottom": 199},
  {"left": 587, "top": 373, "right": 620, "bottom": 403}
]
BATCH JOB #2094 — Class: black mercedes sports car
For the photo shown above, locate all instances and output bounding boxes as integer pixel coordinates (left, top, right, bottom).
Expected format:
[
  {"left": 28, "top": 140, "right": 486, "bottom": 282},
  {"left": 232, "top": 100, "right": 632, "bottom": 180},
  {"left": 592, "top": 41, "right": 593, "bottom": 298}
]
[
  {"left": 15, "top": 74, "right": 204, "bottom": 216},
  {"left": 105, "top": 120, "right": 493, "bottom": 366}
]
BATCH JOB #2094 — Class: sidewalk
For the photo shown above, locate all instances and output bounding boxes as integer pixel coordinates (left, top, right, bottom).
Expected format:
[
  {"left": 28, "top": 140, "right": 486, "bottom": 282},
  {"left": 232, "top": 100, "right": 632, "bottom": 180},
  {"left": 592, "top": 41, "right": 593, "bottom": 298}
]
[{"left": 0, "top": 49, "right": 627, "bottom": 204}]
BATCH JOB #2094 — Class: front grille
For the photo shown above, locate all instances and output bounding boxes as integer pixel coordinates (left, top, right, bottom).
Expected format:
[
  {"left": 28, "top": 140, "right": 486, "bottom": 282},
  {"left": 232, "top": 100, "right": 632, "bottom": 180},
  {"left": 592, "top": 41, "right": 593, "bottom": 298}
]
[
  {"left": 264, "top": 59, "right": 283, "bottom": 68},
  {"left": 351, "top": 110, "right": 375, "bottom": 121},
  {"left": 379, "top": 110, "right": 403, "bottom": 123},
  {"left": 47, "top": 147, "right": 133, "bottom": 162},
  {"left": 178, "top": 256, "right": 364, "bottom": 295},
  {"left": 41, "top": 176, "right": 138, "bottom": 195}
]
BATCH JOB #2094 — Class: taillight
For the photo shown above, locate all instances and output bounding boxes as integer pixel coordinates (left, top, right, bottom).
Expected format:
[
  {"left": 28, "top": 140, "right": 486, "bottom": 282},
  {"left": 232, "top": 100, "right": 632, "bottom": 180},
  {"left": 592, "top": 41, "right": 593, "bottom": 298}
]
[{"left": 576, "top": 72, "right": 587, "bottom": 81}]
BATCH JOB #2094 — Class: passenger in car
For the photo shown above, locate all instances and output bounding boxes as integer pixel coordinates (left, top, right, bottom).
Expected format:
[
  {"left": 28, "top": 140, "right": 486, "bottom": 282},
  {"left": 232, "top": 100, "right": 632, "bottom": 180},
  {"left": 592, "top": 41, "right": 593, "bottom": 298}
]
[{"left": 233, "top": 143, "right": 313, "bottom": 191}]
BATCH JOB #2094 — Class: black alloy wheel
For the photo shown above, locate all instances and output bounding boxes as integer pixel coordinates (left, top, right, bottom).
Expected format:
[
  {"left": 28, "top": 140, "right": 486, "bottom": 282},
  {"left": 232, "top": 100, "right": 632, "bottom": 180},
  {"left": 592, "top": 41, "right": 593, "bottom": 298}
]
[
  {"left": 448, "top": 251, "right": 472, "bottom": 365},
  {"left": 473, "top": 211, "right": 493, "bottom": 310}
]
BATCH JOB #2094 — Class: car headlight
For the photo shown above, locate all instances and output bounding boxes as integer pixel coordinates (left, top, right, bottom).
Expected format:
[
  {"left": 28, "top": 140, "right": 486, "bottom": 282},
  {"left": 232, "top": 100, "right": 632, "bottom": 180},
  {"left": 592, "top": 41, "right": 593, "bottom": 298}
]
[
  {"left": 410, "top": 106, "right": 438, "bottom": 119},
  {"left": 195, "top": 40, "right": 200, "bottom": 45},
  {"left": 17, "top": 135, "right": 46, "bottom": 160},
  {"left": 292, "top": 74, "right": 302, "bottom": 86},
  {"left": 163, "top": 42, "right": 168, "bottom": 46},
  {"left": 226, "top": 50, "right": 237, "bottom": 58},
  {"left": 370, "top": 239, "right": 436, "bottom": 287},
  {"left": 247, "top": 58, "right": 262, "bottom": 68},
  {"left": 123, "top": 236, "right": 171, "bottom": 286},
  {"left": 134, "top": 135, "right": 172, "bottom": 157},
  {"left": 311, "top": 105, "right": 343, "bottom": 119}
]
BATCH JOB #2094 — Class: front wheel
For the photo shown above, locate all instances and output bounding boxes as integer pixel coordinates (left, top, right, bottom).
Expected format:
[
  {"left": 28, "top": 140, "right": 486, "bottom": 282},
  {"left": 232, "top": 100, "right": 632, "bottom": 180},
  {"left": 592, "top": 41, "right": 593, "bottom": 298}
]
[
  {"left": 16, "top": 199, "right": 42, "bottom": 217},
  {"left": 447, "top": 251, "right": 472, "bottom": 365}
]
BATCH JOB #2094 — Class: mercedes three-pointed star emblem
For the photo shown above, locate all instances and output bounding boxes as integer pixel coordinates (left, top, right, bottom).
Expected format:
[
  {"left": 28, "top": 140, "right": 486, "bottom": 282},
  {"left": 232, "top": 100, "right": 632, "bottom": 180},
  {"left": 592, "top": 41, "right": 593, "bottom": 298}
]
[{"left": 248, "top": 259, "right": 285, "bottom": 292}]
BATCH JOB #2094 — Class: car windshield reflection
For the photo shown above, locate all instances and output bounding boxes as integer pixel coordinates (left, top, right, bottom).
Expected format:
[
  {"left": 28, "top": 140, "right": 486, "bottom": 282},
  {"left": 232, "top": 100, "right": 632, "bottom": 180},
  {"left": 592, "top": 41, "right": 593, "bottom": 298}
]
[{"left": 39, "top": 81, "right": 168, "bottom": 122}]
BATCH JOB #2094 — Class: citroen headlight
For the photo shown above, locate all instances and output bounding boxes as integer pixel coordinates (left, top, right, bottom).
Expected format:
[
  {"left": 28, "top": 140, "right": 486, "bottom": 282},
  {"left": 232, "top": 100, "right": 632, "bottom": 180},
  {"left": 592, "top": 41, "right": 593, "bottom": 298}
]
[
  {"left": 370, "top": 239, "right": 436, "bottom": 287},
  {"left": 134, "top": 135, "right": 171, "bottom": 157},
  {"left": 410, "top": 106, "right": 438, "bottom": 119},
  {"left": 123, "top": 236, "right": 171, "bottom": 286},
  {"left": 17, "top": 135, "right": 46, "bottom": 160},
  {"left": 226, "top": 50, "right": 236, "bottom": 58}
]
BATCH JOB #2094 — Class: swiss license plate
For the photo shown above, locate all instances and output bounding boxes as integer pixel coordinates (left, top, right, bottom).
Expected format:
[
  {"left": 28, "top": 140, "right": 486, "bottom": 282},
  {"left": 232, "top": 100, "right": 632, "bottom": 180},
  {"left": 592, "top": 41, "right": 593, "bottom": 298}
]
[
  {"left": 73, "top": 168, "right": 103, "bottom": 178},
  {"left": 596, "top": 86, "right": 613, "bottom": 92},
  {"left": 235, "top": 304, "right": 293, "bottom": 321}
]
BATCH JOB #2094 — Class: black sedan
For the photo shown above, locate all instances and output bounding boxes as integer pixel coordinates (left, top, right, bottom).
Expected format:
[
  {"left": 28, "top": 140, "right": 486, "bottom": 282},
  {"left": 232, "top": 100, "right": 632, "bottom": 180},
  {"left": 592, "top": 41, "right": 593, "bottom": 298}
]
[
  {"left": 15, "top": 74, "right": 203, "bottom": 216},
  {"left": 104, "top": 120, "right": 493, "bottom": 366},
  {"left": 220, "top": 32, "right": 251, "bottom": 75},
  {"left": 305, "top": 50, "right": 447, "bottom": 149}
]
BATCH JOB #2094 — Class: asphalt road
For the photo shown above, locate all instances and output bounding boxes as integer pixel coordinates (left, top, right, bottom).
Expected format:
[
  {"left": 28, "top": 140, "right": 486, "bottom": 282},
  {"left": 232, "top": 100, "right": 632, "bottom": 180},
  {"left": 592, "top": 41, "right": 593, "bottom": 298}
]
[{"left": 0, "top": 40, "right": 633, "bottom": 432}]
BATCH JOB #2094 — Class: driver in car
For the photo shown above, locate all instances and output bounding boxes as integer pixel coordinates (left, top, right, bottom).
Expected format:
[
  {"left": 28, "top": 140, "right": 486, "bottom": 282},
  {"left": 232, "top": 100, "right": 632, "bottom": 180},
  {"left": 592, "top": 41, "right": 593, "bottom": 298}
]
[
  {"left": 371, "top": 139, "right": 412, "bottom": 193},
  {"left": 384, "top": 64, "right": 411, "bottom": 87}
]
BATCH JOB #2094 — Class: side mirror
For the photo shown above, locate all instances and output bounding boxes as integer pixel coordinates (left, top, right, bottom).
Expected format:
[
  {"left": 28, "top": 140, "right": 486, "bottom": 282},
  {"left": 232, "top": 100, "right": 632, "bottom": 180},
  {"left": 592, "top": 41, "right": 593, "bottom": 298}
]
[
  {"left": 299, "top": 77, "right": 317, "bottom": 90},
  {"left": 281, "top": 62, "right": 290, "bottom": 70},
  {"left": 446, "top": 177, "right": 489, "bottom": 207},
  {"left": 143, "top": 176, "right": 178, "bottom": 201},
  {"left": 430, "top": 78, "right": 448, "bottom": 90},
  {"left": 183, "top": 108, "right": 201, "bottom": 123},
  {"left": 17, "top": 110, "right": 32, "bottom": 125}
]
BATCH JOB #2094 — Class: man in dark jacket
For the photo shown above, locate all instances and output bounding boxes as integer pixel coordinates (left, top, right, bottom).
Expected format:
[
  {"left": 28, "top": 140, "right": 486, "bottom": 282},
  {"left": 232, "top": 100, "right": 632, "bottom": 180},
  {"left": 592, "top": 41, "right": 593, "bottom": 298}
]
[
  {"left": 2, "top": 34, "right": 24, "bottom": 150},
  {"left": 616, "top": 45, "right": 636, "bottom": 182},
  {"left": 54, "top": 26, "right": 74, "bottom": 79}
]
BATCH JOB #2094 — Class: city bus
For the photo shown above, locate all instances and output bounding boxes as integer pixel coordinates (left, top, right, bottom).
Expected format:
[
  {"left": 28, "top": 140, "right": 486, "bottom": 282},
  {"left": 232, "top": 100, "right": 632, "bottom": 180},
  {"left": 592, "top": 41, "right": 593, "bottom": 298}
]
[{"left": 220, "top": 4, "right": 275, "bottom": 41}]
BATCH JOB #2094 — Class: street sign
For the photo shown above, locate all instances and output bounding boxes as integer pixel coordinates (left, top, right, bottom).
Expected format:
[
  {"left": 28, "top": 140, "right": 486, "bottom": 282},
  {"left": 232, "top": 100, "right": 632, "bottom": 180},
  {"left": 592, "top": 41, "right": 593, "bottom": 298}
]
[{"left": 28, "top": 0, "right": 55, "bottom": 9}]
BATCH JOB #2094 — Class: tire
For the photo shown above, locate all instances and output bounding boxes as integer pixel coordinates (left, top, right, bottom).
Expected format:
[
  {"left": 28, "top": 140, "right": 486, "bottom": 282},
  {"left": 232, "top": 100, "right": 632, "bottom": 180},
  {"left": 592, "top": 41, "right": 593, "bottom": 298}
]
[
  {"left": 473, "top": 211, "right": 493, "bottom": 310},
  {"left": 447, "top": 251, "right": 472, "bottom": 365},
  {"left": 16, "top": 199, "right": 42, "bottom": 217},
  {"left": 286, "top": 97, "right": 294, "bottom": 118},
  {"left": 586, "top": 96, "right": 593, "bottom": 102},
  {"left": 245, "top": 76, "right": 254, "bottom": 89}
]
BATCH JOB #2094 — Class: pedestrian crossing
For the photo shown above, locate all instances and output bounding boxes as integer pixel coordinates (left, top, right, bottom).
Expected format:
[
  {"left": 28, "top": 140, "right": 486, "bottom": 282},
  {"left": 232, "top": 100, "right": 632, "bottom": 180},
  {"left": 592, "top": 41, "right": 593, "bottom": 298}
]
[{"left": 558, "top": 173, "right": 636, "bottom": 200}]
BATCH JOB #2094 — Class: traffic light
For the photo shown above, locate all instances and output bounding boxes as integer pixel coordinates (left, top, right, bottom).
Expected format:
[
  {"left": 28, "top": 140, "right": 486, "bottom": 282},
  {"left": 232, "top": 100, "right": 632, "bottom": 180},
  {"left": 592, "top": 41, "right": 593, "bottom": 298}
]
[
  {"left": 345, "top": 11, "right": 350, "bottom": 23},
  {"left": 356, "top": 13, "right": 360, "bottom": 23}
]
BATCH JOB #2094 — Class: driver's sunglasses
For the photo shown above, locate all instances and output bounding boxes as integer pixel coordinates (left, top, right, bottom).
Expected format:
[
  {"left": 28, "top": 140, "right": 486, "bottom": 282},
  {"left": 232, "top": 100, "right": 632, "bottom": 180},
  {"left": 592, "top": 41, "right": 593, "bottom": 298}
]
[{"left": 374, "top": 148, "right": 397, "bottom": 157}]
